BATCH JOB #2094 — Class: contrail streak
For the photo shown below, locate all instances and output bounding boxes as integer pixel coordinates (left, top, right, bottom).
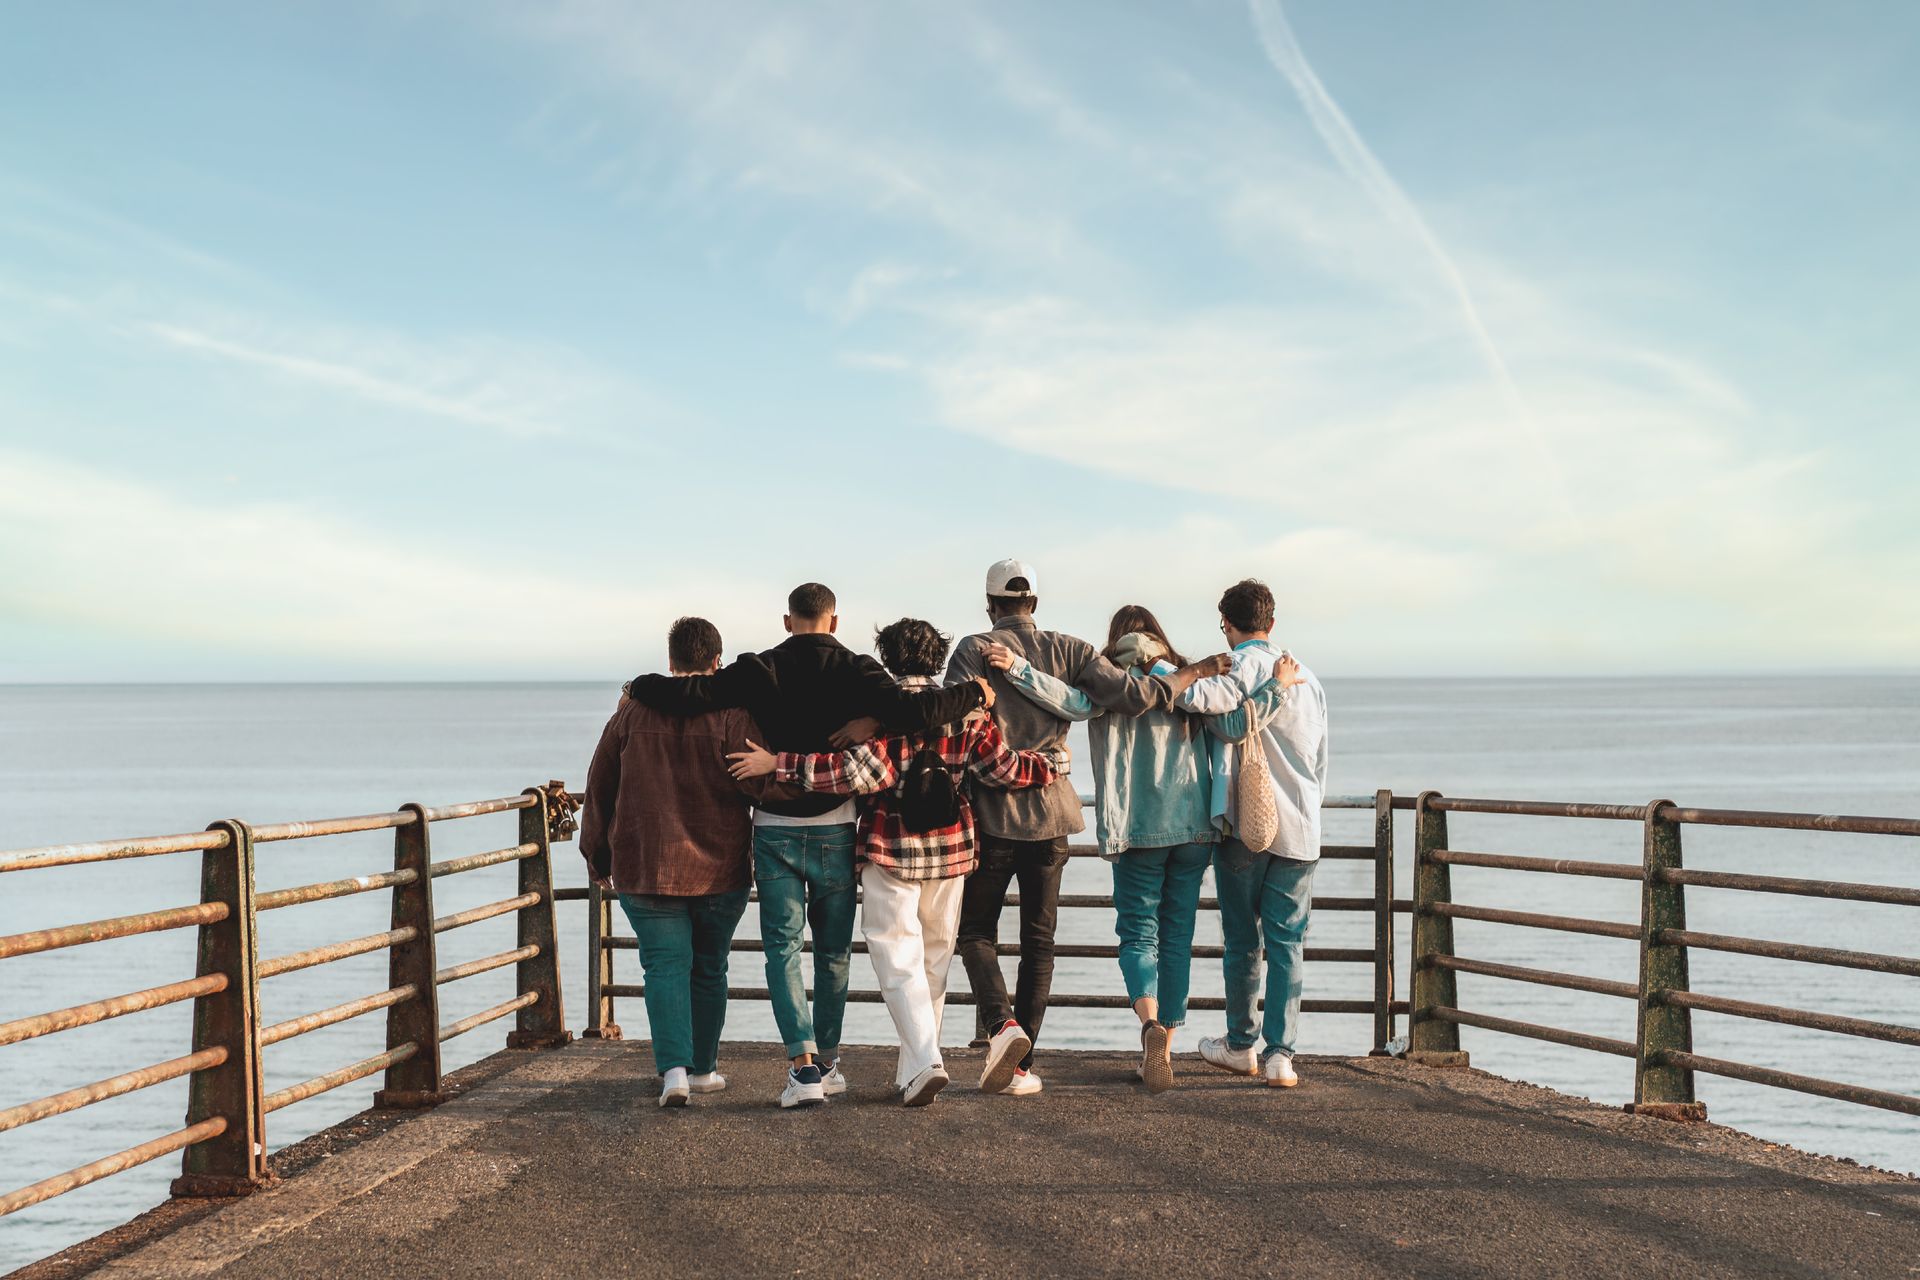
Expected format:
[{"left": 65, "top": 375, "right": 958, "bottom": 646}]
[{"left": 1247, "top": 0, "right": 1571, "bottom": 515}]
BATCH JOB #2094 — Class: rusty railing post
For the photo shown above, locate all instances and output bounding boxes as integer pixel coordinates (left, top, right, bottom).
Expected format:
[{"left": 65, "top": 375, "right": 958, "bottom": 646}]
[
  {"left": 1407, "top": 791, "right": 1468, "bottom": 1067},
  {"left": 1630, "top": 800, "right": 1705, "bottom": 1121},
  {"left": 583, "top": 881, "right": 623, "bottom": 1039},
  {"left": 376, "top": 803, "right": 443, "bottom": 1107},
  {"left": 508, "top": 785, "right": 572, "bottom": 1048},
  {"left": 1369, "top": 788, "right": 1395, "bottom": 1055},
  {"left": 172, "top": 819, "right": 271, "bottom": 1197}
]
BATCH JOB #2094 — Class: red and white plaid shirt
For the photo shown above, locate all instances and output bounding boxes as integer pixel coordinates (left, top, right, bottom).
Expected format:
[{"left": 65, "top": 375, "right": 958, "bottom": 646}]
[{"left": 774, "top": 680, "right": 1061, "bottom": 880}]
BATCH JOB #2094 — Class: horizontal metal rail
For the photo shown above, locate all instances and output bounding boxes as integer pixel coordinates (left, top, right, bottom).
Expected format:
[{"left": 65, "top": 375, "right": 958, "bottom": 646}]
[
  {"left": 432, "top": 892, "right": 541, "bottom": 934},
  {"left": 1661, "top": 990, "right": 1920, "bottom": 1048},
  {"left": 255, "top": 867, "right": 417, "bottom": 912},
  {"left": 605, "top": 938, "right": 1377, "bottom": 964},
  {"left": 0, "top": 1118, "right": 227, "bottom": 1219},
  {"left": 421, "top": 795, "right": 536, "bottom": 822},
  {"left": 1659, "top": 867, "right": 1920, "bottom": 909},
  {"left": 0, "top": 1048, "right": 227, "bottom": 1135},
  {"left": 1431, "top": 798, "right": 1646, "bottom": 821},
  {"left": 1658, "top": 928, "right": 1920, "bottom": 978},
  {"left": 259, "top": 986, "right": 418, "bottom": 1048},
  {"left": 1429, "top": 1007, "right": 1636, "bottom": 1058},
  {"left": 1662, "top": 1050, "right": 1920, "bottom": 1117},
  {"left": 429, "top": 843, "right": 538, "bottom": 879},
  {"left": 439, "top": 992, "right": 539, "bottom": 1042},
  {"left": 0, "top": 901, "right": 228, "bottom": 960},
  {"left": 1426, "top": 901, "right": 1642, "bottom": 941},
  {"left": 264, "top": 1044, "right": 418, "bottom": 1114},
  {"left": 258, "top": 926, "right": 418, "bottom": 979},
  {"left": 436, "top": 945, "right": 540, "bottom": 986},
  {"left": 0, "top": 974, "right": 228, "bottom": 1048},
  {"left": 601, "top": 984, "right": 1406, "bottom": 1016},
  {"left": 1659, "top": 806, "right": 1920, "bottom": 837},
  {"left": 251, "top": 811, "right": 416, "bottom": 843},
  {"left": 1431, "top": 849, "right": 1642, "bottom": 881},
  {"left": 0, "top": 829, "right": 227, "bottom": 874},
  {"left": 1429, "top": 954, "right": 1639, "bottom": 1000}
]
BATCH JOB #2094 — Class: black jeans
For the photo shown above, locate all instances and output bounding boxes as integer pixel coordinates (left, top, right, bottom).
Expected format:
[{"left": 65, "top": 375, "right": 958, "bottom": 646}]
[{"left": 957, "top": 834, "right": 1069, "bottom": 1070}]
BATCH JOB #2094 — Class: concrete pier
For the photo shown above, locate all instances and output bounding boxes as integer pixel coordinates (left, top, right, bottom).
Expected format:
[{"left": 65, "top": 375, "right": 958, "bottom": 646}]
[{"left": 22, "top": 1040, "right": 1920, "bottom": 1279}]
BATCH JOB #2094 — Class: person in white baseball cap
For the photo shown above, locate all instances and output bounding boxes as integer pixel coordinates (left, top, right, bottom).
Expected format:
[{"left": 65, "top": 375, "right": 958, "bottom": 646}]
[{"left": 945, "top": 558, "right": 1231, "bottom": 1096}]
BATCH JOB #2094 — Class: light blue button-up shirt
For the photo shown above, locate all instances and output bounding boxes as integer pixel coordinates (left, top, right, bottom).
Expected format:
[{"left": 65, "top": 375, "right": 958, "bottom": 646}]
[{"left": 1178, "top": 639, "right": 1330, "bottom": 862}]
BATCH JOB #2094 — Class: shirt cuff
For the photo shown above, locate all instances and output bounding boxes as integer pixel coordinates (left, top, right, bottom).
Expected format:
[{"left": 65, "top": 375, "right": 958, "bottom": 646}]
[{"left": 773, "top": 753, "right": 801, "bottom": 782}]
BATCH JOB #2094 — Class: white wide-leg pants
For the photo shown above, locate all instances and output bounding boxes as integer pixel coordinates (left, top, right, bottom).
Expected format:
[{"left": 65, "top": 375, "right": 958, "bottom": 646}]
[{"left": 859, "top": 862, "right": 965, "bottom": 1090}]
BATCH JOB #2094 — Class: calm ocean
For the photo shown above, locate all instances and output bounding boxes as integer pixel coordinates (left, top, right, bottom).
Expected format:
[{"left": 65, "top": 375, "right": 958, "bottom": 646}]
[{"left": 2, "top": 677, "right": 1917, "bottom": 1271}]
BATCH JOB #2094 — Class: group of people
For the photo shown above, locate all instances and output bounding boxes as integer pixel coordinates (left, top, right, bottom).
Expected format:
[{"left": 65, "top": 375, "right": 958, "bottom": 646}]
[{"left": 578, "top": 559, "right": 1330, "bottom": 1110}]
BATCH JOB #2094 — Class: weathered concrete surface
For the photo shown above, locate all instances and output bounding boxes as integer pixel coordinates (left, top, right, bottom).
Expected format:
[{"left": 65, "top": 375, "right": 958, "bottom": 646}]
[{"left": 26, "top": 1040, "right": 1920, "bottom": 1279}]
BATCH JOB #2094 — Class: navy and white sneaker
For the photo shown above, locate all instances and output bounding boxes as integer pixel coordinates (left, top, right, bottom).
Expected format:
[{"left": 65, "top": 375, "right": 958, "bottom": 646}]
[
  {"left": 819, "top": 1060, "right": 848, "bottom": 1097},
  {"left": 781, "top": 1063, "right": 826, "bottom": 1109}
]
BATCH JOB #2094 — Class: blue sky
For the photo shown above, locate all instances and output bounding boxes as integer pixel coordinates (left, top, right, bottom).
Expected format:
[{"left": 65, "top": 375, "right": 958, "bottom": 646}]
[{"left": 1, "top": 1, "right": 1915, "bottom": 680}]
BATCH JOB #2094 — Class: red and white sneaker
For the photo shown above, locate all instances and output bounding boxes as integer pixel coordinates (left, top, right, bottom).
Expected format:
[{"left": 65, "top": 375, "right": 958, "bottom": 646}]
[{"left": 979, "top": 1020, "right": 1031, "bottom": 1095}]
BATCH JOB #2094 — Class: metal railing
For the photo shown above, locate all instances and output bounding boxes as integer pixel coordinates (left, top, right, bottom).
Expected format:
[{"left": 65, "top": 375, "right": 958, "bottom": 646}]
[
  {"left": 0, "top": 783, "right": 577, "bottom": 1218},
  {"left": 556, "top": 791, "right": 1410, "bottom": 1055},
  {"left": 1406, "top": 793, "right": 1920, "bottom": 1121}
]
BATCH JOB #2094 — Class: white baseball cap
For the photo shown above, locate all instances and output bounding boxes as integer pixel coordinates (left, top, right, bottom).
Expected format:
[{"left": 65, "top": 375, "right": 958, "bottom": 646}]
[{"left": 985, "top": 558, "right": 1039, "bottom": 598}]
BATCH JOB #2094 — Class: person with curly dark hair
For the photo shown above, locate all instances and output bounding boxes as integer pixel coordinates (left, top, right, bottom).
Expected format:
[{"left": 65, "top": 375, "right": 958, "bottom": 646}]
[{"left": 728, "top": 617, "right": 1061, "bottom": 1107}]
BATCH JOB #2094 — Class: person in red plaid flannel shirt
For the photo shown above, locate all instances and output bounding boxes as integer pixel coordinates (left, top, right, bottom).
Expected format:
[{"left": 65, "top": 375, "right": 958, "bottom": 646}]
[{"left": 729, "top": 618, "right": 1063, "bottom": 1106}]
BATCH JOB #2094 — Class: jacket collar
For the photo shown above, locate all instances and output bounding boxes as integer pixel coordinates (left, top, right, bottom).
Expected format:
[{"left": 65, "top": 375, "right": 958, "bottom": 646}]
[
  {"left": 993, "top": 615, "right": 1039, "bottom": 634},
  {"left": 777, "top": 632, "right": 847, "bottom": 652}
]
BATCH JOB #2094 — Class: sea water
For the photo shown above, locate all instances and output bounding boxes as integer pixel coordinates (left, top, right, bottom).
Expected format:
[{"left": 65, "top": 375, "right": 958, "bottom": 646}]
[{"left": 2, "top": 677, "right": 1916, "bottom": 1270}]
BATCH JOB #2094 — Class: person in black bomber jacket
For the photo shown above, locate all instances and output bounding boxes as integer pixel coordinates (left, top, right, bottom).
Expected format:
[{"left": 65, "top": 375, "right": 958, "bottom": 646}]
[{"left": 628, "top": 582, "right": 990, "bottom": 1109}]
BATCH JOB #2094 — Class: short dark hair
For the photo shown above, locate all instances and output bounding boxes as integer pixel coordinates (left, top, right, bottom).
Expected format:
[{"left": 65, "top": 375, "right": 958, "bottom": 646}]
[
  {"left": 873, "top": 618, "right": 951, "bottom": 678},
  {"left": 787, "top": 582, "right": 836, "bottom": 620},
  {"left": 666, "top": 616, "right": 723, "bottom": 672},
  {"left": 986, "top": 577, "right": 1037, "bottom": 617},
  {"left": 1218, "top": 579, "right": 1275, "bottom": 633}
]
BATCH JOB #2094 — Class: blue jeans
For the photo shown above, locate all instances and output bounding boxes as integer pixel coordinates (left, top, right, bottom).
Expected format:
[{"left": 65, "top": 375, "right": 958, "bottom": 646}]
[
  {"left": 1110, "top": 842, "right": 1213, "bottom": 1026},
  {"left": 753, "top": 823, "right": 857, "bottom": 1060},
  {"left": 1214, "top": 839, "right": 1316, "bottom": 1057},
  {"left": 617, "top": 888, "right": 750, "bottom": 1076}
]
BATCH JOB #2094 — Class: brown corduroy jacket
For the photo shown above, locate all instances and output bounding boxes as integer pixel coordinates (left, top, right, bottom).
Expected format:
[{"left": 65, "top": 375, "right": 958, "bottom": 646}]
[{"left": 579, "top": 699, "right": 774, "bottom": 897}]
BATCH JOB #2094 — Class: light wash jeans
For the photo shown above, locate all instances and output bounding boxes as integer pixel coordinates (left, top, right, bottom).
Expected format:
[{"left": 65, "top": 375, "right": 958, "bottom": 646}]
[
  {"left": 860, "top": 863, "right": 965, "bottom": 1089},
  {"left": 1214, "top": 838, "right": 1316, "bottom": 1057},
  {"left": 617, "top": 888, "right": 750, "bottom": 1076},
  {"left": 753, "top": 823, "right": 856, "bottom": 1060},
  {"left": 1110, "top": 842, "right": 1213, "bottom": 1026}
]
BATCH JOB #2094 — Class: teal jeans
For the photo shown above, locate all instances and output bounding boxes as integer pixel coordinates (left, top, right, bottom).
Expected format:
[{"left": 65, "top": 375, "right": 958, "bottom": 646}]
[
  {"left": 1110, "top": 842, "right": 1213, "bottom": 1025},
  {"left": 753, "top": 824, "right": 856, "bottom": 1060},
  {"left": 1215, "top": 839, "right": 1316, "bottom": 1057},
  {"left": 617, "top": 887, "right": 750, "bottom": 1076}
]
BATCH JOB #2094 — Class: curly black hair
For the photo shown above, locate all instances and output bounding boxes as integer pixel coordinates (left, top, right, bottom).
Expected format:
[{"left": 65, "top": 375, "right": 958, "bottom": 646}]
[{"left": 873, "top": 617, "right": 952, "bottom": 678}]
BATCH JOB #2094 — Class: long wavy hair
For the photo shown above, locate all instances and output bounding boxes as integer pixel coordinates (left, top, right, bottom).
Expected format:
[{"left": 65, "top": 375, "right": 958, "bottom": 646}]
[{"left": 1101, "top": 604, "right": 1188, "bottom": 670}]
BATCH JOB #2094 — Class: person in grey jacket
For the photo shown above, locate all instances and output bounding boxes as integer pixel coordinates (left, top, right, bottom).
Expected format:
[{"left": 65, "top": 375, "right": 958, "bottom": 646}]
[{"left": 942, "top": 559, "right": 1229, "bottom": 1095}]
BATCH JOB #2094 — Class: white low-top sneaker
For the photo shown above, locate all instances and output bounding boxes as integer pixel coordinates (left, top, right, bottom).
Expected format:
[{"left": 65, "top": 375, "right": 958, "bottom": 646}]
[
  {"left": 902, "top": 1064, "right": 949, "bottom": 1107},
  {"left": 979, "top": 1021, "right": 1032, "bottom": 1094},
  {"left": 780, "top": 1064, "right": 826, "bottom": 1109},
  {"left": 1199, "top": 1036, "right": 1258, "bottom": 1076},
  {"left": 820, "top": 1062, "right": 848, "bottom": 1097},
  {"left": 659, "top": 1066, "right": 690, "bottom": 1108},
  {"left": 1262, "top": 1053, "right": 1299, "bottom": 1088},
  {"left": 688, "top": 1071, "right": 727, "bottom": 1094},
  {"left": 1004, "top": 1068, "right": 1043, "bottom": 1096}
]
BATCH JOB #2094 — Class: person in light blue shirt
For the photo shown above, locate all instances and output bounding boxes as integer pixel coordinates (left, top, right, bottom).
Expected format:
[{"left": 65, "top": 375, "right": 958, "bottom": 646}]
[
  {"left": 981, "top": 604, "right": 1219, "bottom": 1095},
  {"left": 1176, "top": 578, "right": 1329, "bottom": 1089}
]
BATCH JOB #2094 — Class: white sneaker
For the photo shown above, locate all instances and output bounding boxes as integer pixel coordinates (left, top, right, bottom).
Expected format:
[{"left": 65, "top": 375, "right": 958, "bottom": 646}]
[
  {"left": 902, "top": 1064, "right": 949, "bottom": 1107},
  {"left": 819, "top": 1062, "right": 848, "bottom": 1097},
  {"left": 1199, "top": 1036, "right": 1258, "bottom": 1076},
  {"left": 979, "top": 1021, "right": 1032, "bottom": 1095},
  {"left": 659, "top": 1066, "right": 690, "bottom": 1108},
  {"left": 1004, "top": 1068, "right": 1042, "bottom": 1096},
  {"left": 780, "top": 1064, "right": 826, "bottom": 1109},
  {"left": 688, "top": 1071, "right": 727, "bottom": 1094},
  {"left": 1262, "top": 1053, "right": 1299, "bottom": 1089}
]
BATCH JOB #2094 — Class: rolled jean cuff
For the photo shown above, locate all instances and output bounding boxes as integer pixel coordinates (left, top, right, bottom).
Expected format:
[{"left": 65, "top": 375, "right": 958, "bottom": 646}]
[{"left": 784, "top": 1038, "right": 818, "bottom": 1060}]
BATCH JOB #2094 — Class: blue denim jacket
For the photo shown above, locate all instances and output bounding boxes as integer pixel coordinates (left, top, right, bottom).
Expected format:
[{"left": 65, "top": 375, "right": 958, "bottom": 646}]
[{"left": 1001, "top": 654, "right": 1216, "bottom": 859}]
